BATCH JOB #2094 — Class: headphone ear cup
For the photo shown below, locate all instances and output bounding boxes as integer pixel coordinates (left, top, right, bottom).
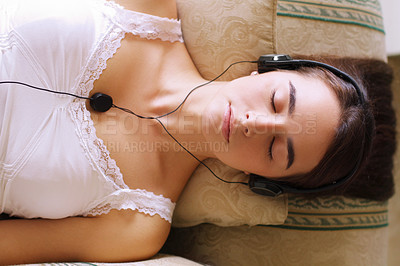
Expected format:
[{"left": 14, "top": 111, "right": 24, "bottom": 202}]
[
  {"left": 258, "top": 54, "right": 295, "bottom": 73},
  {"left": 248, "top": 174, "right": 284, "bottom": 197}
]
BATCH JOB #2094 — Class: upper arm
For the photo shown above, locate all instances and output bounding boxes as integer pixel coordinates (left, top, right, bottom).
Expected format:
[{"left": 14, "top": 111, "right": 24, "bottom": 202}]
[{"left": 0, "top": 210, "right": 170, "bottom": 264}]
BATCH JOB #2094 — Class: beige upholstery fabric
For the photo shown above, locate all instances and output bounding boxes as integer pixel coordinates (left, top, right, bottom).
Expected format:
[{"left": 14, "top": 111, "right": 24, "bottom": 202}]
[
  {"left": 276, "top": 17, "right": 387, "bottom": 61},
  {"left": 279, "top": 195, "right": 389, "bottom": 230},
  {"left": 173, "top": 160, "right": 288, "bottom": 227},
  {"left": 173, "top": 0, "right": 289, "bottom": 228},
  {"left": 177, "top": 0, "right": 277, "bottom": 81},
  {"left": 166, "top": 224, "right": 389, "bottom": 266},
  {"left": 166, "top": 195, "right": 390, "bottom": 265},
  {"left": 276, "top": 0, "right": 386, "bottom": 61},
  {"left": 166, "top": 0, "right": 392, "bottom": 265}
]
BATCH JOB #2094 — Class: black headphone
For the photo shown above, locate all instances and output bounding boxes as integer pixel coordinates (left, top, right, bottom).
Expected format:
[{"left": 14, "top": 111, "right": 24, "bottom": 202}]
[
  {"left": 0, "top": 54, "right": 365, "bottom": 198},
  {"left": 248, "top": 54, "right": 365, "bottom": 197}
]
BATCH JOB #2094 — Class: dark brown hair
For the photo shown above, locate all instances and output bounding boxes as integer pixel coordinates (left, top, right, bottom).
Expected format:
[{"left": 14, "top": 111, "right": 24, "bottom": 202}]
[{"left": 259, "top": 57, "right": 396, "bottom": 201}]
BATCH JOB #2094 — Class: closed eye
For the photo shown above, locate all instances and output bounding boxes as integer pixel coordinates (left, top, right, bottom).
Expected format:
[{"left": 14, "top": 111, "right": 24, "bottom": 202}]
[
  {"left": 270, "top": 89, "right": 277, "bottom": 113},
  {"left": 268, "top": 136, "right": 275, "bottom": 160}
]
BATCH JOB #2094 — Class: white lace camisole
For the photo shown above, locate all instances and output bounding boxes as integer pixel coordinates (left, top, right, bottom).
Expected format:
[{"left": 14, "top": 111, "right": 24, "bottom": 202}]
[{"left": 0, "top": 0, "right": 182, "bottom": 223}]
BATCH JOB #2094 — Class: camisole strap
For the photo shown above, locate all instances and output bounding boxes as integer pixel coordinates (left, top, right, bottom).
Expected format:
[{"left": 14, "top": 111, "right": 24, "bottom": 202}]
[
  {"left": 83, "top": 188, "right": 176, "bottom": 223},
  {"left": 102, "top": 0, "right": 183, "bottom": 43}
]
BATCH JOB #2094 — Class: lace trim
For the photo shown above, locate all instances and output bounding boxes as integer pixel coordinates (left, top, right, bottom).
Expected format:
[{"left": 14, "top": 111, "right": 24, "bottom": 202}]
[
  {"left": 71, "top": 14, "right": 127, "bottom": 187},
  {"left": 83, "top": 189, "right": 176, "bottom": 223},
  {"left": 75, "top": 26, "right": 125, "bottom": 97},
  {"left": 102, "top": 0, "right": 183, "bottom": 43},
  {"left": 69, "top": 101, "right": 127, "bottom": 191}
]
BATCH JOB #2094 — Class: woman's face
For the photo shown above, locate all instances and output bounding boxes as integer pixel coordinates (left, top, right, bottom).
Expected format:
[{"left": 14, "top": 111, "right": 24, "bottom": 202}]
[{"left": 202, "top": 70, "right": 340, "bottom": 178}]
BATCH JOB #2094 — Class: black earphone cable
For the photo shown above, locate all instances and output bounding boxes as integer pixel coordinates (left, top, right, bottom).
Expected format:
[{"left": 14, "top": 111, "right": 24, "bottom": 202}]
[
  {"left": 112, "top": 60, "right": 257, "bottom": 119},
  {"left": 0, "top": 81, "right": 91, "bottom": 100},
  {"left": 156, "top": 118, "right": 248, "bottom": 185},
  {"left": 0, "top": 60, "right": 257, "bottom": 186}
]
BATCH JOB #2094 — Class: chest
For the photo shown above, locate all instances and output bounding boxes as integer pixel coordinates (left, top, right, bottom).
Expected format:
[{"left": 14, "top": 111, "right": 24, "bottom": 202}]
[
  {"left": 91, "top": 34, "right": 187, "bottom": 113},
  {"left": 88, "top": 36, "right": 197, "bottom": 201}
]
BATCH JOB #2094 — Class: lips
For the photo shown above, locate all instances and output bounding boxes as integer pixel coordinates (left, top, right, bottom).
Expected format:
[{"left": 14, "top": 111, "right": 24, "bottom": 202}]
[{"left": 222, "top": 103, "right": 232, "bottom": 142}]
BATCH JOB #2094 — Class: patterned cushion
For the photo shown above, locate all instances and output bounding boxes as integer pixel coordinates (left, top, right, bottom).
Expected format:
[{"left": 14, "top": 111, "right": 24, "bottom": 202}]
[
  {"left": 177, "top": 0, "right": 277, "bottom": 80},
  {"left": 173, "top": 160, "right": 288, "bottom": 227},
  {"left": 276, "top": 0, "right": 386, "bottom": 60}
]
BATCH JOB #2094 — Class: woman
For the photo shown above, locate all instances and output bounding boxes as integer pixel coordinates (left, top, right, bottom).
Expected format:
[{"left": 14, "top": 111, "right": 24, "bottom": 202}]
[{"left": 0, "top": 0, "right": 377, "bottom": 264}]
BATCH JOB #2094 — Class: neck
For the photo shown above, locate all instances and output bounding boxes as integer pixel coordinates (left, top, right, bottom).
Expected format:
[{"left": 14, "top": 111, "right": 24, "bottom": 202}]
[{"left": 157, "top": 78, "right": 225, "bottom": 160}]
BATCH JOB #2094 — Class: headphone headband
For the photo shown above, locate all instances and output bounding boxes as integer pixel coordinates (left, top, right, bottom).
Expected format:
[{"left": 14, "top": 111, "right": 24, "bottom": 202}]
[
  {"left": 257, "top": 54, "right": 365, "bottom": 104},
  {"left": 249, "top": 54, "right": 365, "bottom": 197}
]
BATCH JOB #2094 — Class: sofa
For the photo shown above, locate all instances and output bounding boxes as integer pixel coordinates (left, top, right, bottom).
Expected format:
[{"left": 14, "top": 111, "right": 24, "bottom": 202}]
[
  {"left": 161, "top": 0, "right": 398, "bottom": 265},
  {"left": 11, "top": 0, "right": 398, "bottom": 265}
]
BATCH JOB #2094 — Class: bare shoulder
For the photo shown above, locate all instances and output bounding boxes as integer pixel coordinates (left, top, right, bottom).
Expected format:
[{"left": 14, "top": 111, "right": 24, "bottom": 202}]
[
  {"left": 0, "top": 210, "right": 171, "bottom": 264},
  {"left": 88, "top": 209, "right": 171, "bottom": 261},
  {"left": 97, "top": 209, "right": 171, "bottom": 250},
  {"left": 110, "top": 0, "right": 178, "bottom": 19}
]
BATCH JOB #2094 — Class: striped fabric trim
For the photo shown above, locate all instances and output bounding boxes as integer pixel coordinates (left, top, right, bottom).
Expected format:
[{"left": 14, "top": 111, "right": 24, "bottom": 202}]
[
  {"left": 277, "top": 0, "right": 385, "bottom": 33},
  {"left": 264, "top": 196, "right": 389, "bottom": 231}
]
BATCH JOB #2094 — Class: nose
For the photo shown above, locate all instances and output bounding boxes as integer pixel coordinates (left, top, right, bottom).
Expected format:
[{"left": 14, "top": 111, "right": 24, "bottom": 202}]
[{"left": 242, "top": 112, "right": 287, "bottom": 137}]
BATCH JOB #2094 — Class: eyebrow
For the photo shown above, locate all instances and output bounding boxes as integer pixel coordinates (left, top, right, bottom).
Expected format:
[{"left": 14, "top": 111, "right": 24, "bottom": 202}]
[
  {"left": 286, "top": 137, "right": 295, "bottom": 169},
  {"left": 289, "top": 81, "right": 296, "bottom": 115},
  {"left": 286, "top": 81, "right": 296, "bottom": 169}
]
